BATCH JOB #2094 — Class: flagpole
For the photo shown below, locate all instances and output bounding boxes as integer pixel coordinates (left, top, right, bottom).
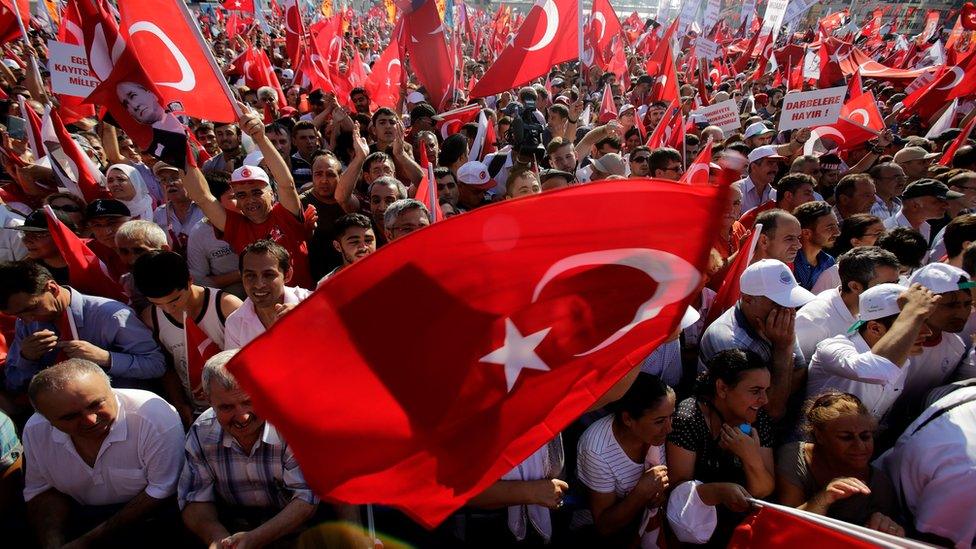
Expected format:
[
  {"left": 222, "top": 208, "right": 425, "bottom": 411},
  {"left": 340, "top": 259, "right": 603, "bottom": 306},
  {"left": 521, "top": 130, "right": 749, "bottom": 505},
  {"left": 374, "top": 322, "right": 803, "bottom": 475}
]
[
  {"left": 11, "top": 1, "right": 44, "bottom": 89},
  {"left": 578, "top": 0, "right": 584, "bottom": 66},
  {"left": 173, "top": 0, "right": 245, "bottom": 119}
]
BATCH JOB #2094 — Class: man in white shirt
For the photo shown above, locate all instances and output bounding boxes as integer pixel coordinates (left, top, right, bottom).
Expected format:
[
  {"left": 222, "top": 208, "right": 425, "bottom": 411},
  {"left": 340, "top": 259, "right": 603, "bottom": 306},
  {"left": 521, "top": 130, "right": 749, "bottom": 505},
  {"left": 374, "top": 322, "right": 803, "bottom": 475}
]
[
  {"left": 23, "top": 359, "right": 184, "bottom": 547},
  {"left": 796, "top": 247, "right": 901, "bottom": 362},
  {"left": 889, "top": 263, "right": 976, "bottom": 430},
  {"left": 735, "top": 145, "right": 784, "bottom": 213},
  {"left": 224, "top": 240, "right": 311, "bottom": 349},
  {"left": 878, "top": 385, "right": 976, "bottom": 548},
  {"left": 883, "top": 179, "right": 962, "bottom": 243},
  {"left": 806, "top": 283, "right": 937, "bottom": 421}
]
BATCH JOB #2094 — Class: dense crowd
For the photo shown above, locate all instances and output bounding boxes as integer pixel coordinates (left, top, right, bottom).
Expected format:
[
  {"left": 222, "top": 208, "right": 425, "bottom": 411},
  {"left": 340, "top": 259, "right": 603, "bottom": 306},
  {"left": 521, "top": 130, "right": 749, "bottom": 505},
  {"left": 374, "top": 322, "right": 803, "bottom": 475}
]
[{"left": 0, "top": 2, "right": 974, "bottom": 548}]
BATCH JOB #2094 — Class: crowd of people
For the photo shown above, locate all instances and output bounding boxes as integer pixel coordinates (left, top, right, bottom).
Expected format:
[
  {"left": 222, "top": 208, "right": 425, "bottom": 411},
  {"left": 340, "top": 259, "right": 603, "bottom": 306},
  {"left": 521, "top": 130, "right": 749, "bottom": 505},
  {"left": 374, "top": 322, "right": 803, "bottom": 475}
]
[{"left": 0, "top": 1, "right": 974, "bottom": 548}]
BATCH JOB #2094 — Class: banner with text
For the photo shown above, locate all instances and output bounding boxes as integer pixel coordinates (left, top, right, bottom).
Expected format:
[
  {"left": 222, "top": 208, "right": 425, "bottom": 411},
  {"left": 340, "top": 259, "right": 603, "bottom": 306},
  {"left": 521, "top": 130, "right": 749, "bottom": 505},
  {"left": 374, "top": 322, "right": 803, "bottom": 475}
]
[
  {"left": 47, "top": 41, "right": 98, "bottom": 99},
  {"left": 694, "top": 37, "right": 720, "bottom": 60},
  {"left": 780, "top": 86, "right": 847, "bottom": 131},
  {"left": 784, "top": 0, "right": 819, "bottom": 24},
  {"left": 695, "top": 99, "right": 741, "bottom": 133},
  {"left": 761, "top": 0, "right": 789, "bottom": 40}
]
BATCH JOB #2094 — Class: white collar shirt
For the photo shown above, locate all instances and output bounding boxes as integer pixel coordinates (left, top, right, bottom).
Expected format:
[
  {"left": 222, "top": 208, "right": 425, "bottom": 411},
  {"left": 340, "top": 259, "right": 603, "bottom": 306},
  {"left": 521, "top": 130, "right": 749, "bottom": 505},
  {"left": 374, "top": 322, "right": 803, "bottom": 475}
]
[
  {"left": 22, "top": 389, "right": 184, "bottom": 505},
  {"left": 883, "top": 210, "right": 931, "bottom": 242},
  {"left": 807, "top": 333, "right": 907, "bottom": 419},
  {"left": 878, "top": 386, "right": 976, "bottom": 548},
  {"left": 224, "top": 286, "right": 312, "bottom": 349},
  {"left": 795, "top": 287, "right": 856, "bottom": 365}
]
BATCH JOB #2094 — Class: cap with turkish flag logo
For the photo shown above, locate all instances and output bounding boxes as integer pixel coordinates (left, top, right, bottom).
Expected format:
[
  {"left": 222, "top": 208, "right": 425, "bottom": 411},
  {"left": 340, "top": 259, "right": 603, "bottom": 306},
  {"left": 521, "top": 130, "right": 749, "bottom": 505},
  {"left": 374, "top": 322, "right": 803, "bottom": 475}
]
[
  {"left": 457, "top": 161, "right": 494, "bottom": 189},
  {"left": 231, "top": 165, "right": 271, "bottom": 186}
]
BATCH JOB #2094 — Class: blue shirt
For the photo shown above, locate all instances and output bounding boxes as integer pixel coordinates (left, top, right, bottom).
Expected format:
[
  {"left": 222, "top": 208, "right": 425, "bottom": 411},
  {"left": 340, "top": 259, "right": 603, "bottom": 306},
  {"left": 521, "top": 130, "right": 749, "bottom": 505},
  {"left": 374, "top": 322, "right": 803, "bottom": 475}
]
[
  {"left": 6, "top": 287, "right": 165, "bottom": 391},
  {"left": 793, "top": 250, "right": 836, "bottom": 291}
]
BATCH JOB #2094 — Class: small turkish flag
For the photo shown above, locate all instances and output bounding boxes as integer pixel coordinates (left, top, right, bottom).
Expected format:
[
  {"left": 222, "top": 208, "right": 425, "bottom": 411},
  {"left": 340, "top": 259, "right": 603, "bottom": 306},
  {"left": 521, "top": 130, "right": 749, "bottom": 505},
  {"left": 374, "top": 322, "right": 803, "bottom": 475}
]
[
  {"left": 185, "top": 314, "right": 221, "bottom": 395},
  {"left": 730, "top": 503, "right": 880, "bottom": 548},
  {"left": 220, "top": 0, "right": 254, "bottom": 13},
  {"left": 227, "top": 179, "right": 729, "bottom": 527},
  {"left": 598, "top": 82, "right": 617, "bottom": 123},
  {"left": 43, "top": 206, "right": 127, "bottom": 302},
  {"left": 363, "top": 36, "right": 403, "bottom": 109},
  {"left": 680, "top": 140, "right": 713, "bottom": 186}
]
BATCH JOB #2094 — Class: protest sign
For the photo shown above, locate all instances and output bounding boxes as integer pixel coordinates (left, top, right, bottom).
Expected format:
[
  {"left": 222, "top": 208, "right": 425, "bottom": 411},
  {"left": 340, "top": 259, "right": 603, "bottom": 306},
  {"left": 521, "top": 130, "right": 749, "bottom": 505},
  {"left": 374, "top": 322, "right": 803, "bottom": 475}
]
[
  {"left": 779, "top": 86, "right": 847, "bottom": 131},
  {"left": 695, "top": 37, "right": 720, "bottom": 60},
  {"left": 47, "top": 41, "right": 98, "bottom": 98},
  {"left": 696, "top": 99, "right": 741, "bottom": 133}
]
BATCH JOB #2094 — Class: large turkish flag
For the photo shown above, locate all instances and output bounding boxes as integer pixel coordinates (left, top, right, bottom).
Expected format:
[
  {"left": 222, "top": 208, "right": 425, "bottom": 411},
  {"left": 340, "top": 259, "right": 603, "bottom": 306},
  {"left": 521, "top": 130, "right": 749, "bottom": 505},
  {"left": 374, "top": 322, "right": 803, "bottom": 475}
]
[{"left": 227, "top": 179, "right": 729, "bottom": 527}]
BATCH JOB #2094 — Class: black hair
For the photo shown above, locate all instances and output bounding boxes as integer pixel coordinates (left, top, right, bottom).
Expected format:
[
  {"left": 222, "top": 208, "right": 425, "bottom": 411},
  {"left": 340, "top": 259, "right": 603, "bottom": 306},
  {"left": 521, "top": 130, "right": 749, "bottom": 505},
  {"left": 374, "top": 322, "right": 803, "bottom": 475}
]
[
  {"left": 333, "top": 213, "right": 373, "bottom": 240},
  {"left": 0, "top": 261, "right": 53, "bottom": 310},
  {"left": 438, "top": 134, "right": 469, "bottom": 167},
  {"left": 205, "top": 171, "right": 231, "bottom": 199},
  {"left": 132, "top": 251, "right": 191, "bottom": 299},
  {"left": 877, "top": 227, "right": 928, "bottom": 269},
  {"left": 694, "top": 349, "right": 768, "bottom": 400},
  {"left": 831, "top": 214, "right": 882, "bottom": 257},
  {"left": 239, "top": 239, "right": 291, "bottom": 274},
  {"left": 610, "top": 373, "right": 674, "bottom": 421}
]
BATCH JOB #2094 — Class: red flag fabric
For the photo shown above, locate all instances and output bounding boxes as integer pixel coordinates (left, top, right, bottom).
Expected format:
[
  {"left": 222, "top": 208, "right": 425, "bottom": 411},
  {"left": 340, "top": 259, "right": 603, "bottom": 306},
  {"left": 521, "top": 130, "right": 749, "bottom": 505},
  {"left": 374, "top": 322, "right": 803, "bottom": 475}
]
[
  {"left": 680, "top": 140, "right": 713, "bottom": 186},
  {"left": 471, "top": 0, "right": 579, "bottom": 99},
  {"left": 729, "top": 504, "right": 878, "bottom": 548},
  {"left": 646, "top": 100, "right": 684, "bottom": 150},
  {"left": 19, "top": 97, "right": 43, "bottom": 161},
  {"left": 412, "top": 143, "right": 443, "bottom": 222},
  {"left": 598, "top": 83, "right": 617, "bottom": 123},
  {"left": 749, "top": 33, "right": 774, "bottom": 82},
  {"left": 732, "top": 23, "right": 761, "bottom": 73},
  {"left": 79, "top": 0, "right": 189, "bottom": 169},
  {"left": 243, "top": 48, "right": 287, "bottom": 107},
  {"left": 41, "top": 105, "right": 110, "bottom": 203},
  {"left": 902, "top": 50, "right": 976, "bottom": 120},
  {"left": 808, "top": 91, "right": 884, "bottom": 151},
  {"left": 0, "top": 0, "right": 30, "bottom": 44},
  {"left": 220, "top": 0, "right": 254, "bottom": 13},
  {"left": 363, "top": 37, "right": 403, "bottom": 109},
  {"left": 43, "top": 206, "right": 127, "bottom": 302},
  {"left": 586, "top": 0, "right": 622, "bottom": 67},
  {"left": 119, "top": 0, "right": 239, "bottom": 124},
  {"left": 704, "top": 226, "right": 761, "bottom": 325},
  {"left": 226, "top": 179, "right": 728, "bottom": 527},
  {"left": 404, "top": 0, "right": 455, "bottom": 108},
  {"left": 819, "top": 37, "right": 851, "bottom": 88},
  {"left": 848, "top": 67, "right": 864, "bottom": 98},
  {"left": 435, "top": 104, "right": 481, "bottom": 139},
  {"left": 185, "top": 314, "right": 220, "bottom": 395},
  {"left": 646, "top": 22, "right": 679, "bottom": 104},
  {"left": 54, "top": 0, "right": 97, "bottom": 123},
  {"left": 283, "top": 0, "right": 305, "bottom": 67},
  {"left": 939, "top": 115, "right": 976, "bottom": 166}
]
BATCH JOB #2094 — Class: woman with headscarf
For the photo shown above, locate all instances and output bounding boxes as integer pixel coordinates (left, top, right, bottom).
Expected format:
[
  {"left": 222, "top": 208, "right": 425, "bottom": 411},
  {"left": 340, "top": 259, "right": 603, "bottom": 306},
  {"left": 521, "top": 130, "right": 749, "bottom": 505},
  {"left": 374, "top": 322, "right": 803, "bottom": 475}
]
[{"left": 106, "top": 163, "right": 155, "bottom": 220}]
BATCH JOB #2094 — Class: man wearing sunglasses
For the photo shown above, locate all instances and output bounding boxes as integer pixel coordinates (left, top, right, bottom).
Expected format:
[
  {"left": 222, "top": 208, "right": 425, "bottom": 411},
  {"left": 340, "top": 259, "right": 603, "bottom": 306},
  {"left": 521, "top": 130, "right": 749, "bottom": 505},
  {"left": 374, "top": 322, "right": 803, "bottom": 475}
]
[
  {"left": 628, "top": 146, "right": 652, "bottom": 178},
  {"left": 648, "top": 148, "right": 684, "bottom": 181}
]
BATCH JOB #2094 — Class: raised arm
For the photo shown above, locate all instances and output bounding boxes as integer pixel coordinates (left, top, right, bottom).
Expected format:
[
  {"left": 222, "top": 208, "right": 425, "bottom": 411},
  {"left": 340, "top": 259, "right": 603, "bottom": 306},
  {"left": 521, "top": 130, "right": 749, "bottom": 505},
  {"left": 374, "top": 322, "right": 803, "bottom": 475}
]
[
  {"left": 336, "top": 122, "right": 366, "bottom": 213},
  {"left": 182, "top": 162, "right": 228, "bottom": 231},
  {"left": 237, "top": 104, "right": 302, "bottom": 218}
]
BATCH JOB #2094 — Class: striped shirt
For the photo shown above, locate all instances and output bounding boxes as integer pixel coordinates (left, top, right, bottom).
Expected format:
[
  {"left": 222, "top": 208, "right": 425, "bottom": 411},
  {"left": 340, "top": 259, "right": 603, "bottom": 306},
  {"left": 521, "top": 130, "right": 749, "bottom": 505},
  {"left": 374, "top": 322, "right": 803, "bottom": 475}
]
[
  {"left": 577, "top": 415, "right": 647, "bottom": 498},
  {"left": 178, "top": 408, "right": 317, "bottom": 510}
]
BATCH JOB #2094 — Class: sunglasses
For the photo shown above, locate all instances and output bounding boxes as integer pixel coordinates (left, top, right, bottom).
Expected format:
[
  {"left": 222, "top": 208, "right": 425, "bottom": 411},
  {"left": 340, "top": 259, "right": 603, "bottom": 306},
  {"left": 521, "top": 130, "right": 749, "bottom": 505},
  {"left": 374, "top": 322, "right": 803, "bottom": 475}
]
[
  {"left": 631, "top": 156, "right": 651, "bottom": 163},
  {"left": 50, "top": 204, "right": 81, "bottom": 213}
]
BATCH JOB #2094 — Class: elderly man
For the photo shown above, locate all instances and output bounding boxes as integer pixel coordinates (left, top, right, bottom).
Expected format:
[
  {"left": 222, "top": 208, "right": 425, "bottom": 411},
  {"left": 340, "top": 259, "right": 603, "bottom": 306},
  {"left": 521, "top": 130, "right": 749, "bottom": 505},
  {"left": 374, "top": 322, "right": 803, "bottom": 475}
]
[
  {"left": 184, "top": 109, "right": 315, "bottom": 289},
  {"left": 0, "top": 261, "right": 165, "bottom": 392},
  {"left": 179, "top": 350, "right": 318, "bottom": 548},
  {"left": 699, "top": 259, "right": 816, "bottom": 419},
  {"left": 224, "top": 240, "right": 311, "bottom": 349},
  {"left": 883, "top": 179, "right": 962, "bottom": 242},
  {"left": 868, "top": 162, "right": 907, "bottom": 221},
  {"left": 151, "top": 162, "right": 204, "bottom": 256},
  {"left": 795, "top": 247, "right": 901, "bottom": 362},
  {"left": 893, "top": 146, "right": 939, "bottom": 184},
  {"left": 23, "top": 359, "right": 183, "bottom": 547},
  {"left": 752, "top": 209, "right": 803, "bottom": 264},
  {"left": 384, "top": 199, "right": 432, "bottom": 242},
  {"left": 833, "top": 174, "right": 878, "bottom": 221}
]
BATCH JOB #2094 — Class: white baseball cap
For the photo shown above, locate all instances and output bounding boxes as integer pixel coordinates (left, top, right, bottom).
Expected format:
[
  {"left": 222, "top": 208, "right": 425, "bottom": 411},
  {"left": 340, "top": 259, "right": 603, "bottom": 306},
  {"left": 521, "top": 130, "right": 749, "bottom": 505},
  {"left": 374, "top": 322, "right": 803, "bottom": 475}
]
[
  {"left": 747, "top": 145, "right": 785, "bottom": 164},
  {"left": 406, "top": 91, "right": 426, "bottom": 104},
  {"left": 739, "top": 259, "right": 816, "bottom": 308},
  {"left": 280, "top": 68, "right": 294, "bottom": 80},
  {"left": 849, "top": 282, "right": 905, "bottom": 332},
  {"left": 908, "top": 263, "right": 975, "bottom": 294},
  {"left": 744, "top": 121, "right": 775, "bottom": 139},
  {"left": 231, "top": 165, "right": 270, "bottom": 186},
  {"left": 456, "top": 160, "right": 493, "bottom": 188}
]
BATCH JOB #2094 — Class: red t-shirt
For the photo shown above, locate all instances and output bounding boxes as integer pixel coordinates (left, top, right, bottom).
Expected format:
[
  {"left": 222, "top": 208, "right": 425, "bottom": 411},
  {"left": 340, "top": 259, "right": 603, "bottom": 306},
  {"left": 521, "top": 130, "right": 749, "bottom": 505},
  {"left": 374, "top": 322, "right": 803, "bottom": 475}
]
[{"left": 223, "top": 203, "right": 315, "bottom": 290}]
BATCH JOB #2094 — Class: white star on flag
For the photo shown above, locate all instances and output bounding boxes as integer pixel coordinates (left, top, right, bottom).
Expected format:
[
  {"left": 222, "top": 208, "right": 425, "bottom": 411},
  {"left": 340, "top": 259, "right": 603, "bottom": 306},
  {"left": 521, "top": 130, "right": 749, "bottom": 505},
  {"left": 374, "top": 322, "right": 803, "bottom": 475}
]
[{"left": 480, "top": 318, "right": 552, "bottom": 392}]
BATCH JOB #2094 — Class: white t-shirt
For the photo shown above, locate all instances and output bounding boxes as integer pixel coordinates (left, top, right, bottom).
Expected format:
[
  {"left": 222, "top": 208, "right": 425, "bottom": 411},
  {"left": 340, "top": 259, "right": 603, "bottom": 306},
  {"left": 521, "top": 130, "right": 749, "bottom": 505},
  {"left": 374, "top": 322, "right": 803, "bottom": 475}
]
[
  {"left": 878, "top": 386, "right": 976, "bottom": 547},
  {"left": 795, "top": 287, "right": 856, "bottom": 365},
  {"left": 901, "top": 333, "right": 967, "bottom": 411},
  {"left": 807, "top": 333, "right": 908, "bottom": 419},
  {"left": 23, "top": 389, "right": 184, "bottom": 505}
]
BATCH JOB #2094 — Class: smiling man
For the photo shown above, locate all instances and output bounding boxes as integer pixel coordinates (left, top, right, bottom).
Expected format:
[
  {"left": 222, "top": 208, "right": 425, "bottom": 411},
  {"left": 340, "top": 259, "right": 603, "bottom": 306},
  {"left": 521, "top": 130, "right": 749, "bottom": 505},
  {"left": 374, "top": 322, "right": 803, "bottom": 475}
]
[
  {"left": 318, "top": 213, "right": 376, "bottom": 284},
  {"left": 23, "top": 359, "right": 184, "bottom": 547},
  {"left": 179, "top": 350, "right": 318, "bottom": 548},
  {"left": 223, "top": 240, "right": 311, "bottom": 349}
]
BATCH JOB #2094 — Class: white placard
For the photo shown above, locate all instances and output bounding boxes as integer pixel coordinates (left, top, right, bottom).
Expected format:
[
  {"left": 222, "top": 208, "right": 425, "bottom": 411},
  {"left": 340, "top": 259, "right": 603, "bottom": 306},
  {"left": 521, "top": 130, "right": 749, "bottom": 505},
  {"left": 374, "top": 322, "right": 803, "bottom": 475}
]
[
  {"left": 703, "top": 0, "right": 721, "bottom": 32},
  {"left": 783, "top": 0, "right": 819, "bottom": 24},
  {"left": 47, "top": 41, "right": 98, "bottom": 98},
  {"left": 760, "top": 0, "right": 789, "bottom": 40},
  {"left": 740, "top": 0, "right": 756, "bottom": 26},
  {"left": 695, "top": 99, "right": 741, "bottom": 133},
  {"left": 678, "top": 0, "right": 703, "bottom": 33},
  {"left": 779, "top": 86, "right": 847, "bottom": 131},
  {"left": 695, "top": 37, "right": 720, "bottom": 60}
]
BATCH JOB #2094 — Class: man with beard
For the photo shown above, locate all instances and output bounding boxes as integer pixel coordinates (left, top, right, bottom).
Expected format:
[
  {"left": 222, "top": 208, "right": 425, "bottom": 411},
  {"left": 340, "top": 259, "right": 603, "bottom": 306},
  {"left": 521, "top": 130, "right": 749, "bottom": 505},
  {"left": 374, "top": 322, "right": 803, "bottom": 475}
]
[
  {"left": 202, "top": 122, "right": 246, "bottom": 174},
  {"left": 224, "top": 240, "right": 311, "bottom": 349},
  {"left": 793, "top": 201, "right": 841, "bottom": 290},
  {"left": 318, "top": 213, "right": 376, "bottom": 284},
  {"left": 179, "top": 350, "right": 318, "bottom": 547}
]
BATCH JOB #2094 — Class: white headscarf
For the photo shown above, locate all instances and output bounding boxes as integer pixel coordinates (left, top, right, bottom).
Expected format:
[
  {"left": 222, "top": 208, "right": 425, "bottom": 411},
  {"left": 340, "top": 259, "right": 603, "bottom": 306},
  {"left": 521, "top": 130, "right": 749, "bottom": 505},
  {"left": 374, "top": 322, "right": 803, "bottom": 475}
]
[{"left": 107, "top": 163, "right": 154, "bottom": 220}]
